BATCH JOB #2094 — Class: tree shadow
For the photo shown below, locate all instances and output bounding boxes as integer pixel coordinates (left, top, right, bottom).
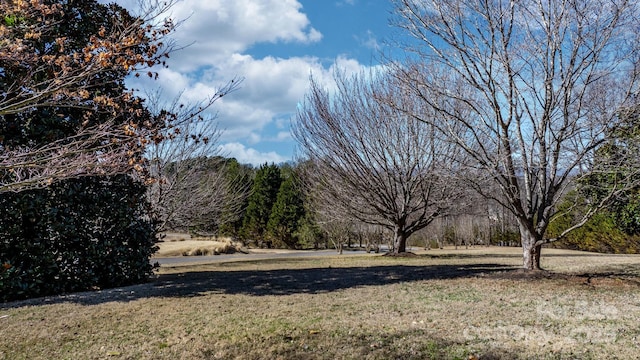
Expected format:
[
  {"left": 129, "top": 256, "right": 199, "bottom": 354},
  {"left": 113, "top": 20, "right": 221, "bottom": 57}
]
[
  {"left": 154, "top": 263, "right": 516, "bottom": 297},
  {"left": 1, "top": 262, "right": 516, "bottom": 308}
]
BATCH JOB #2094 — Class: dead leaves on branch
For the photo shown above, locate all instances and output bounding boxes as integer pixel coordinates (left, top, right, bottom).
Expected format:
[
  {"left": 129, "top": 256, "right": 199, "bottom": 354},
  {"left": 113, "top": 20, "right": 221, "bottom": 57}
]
[
  {"left": 0, "top": 0, "right": 174, "bottom": 116},
  {"left": 0, "top": 0, "right": 177, "bottom": 192},
  {"left": 0, "top": 0, "right": 242, "bottom": 192},
  {"left": 0, "top": 121, "right": 145, "bottom": 192}
]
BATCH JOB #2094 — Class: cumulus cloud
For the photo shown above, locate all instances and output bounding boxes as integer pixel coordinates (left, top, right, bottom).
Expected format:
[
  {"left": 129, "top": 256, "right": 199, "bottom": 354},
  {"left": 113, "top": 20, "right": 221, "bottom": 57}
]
[
  {"left": 161, "top": 0, "right": 322, "bottom": 72},
  {"left": 359, "top": 30, "right": 381, "bottom": 51},
  {"left": 275, "top": 132, "right": 292, "bottom": 141},
  {"left": 156, "top": 54, "right": 370, "bottom": 142},
  {"left": 113, "top": 0, "right": 372, "bottom": 164}
]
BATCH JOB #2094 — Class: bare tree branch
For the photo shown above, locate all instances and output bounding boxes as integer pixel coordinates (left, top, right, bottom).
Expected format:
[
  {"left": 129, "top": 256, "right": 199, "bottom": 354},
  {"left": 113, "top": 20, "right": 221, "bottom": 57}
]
[
  {"left": 0, "top": 0, "right": 178, "bottom": 193},
  {"left": 392, "top": 0, "right": 640, "bottom": 269},
  {"left": 145, "top": 80, "right": 249, "bottom": 233},
  {"left": 293, "top": 69, "right": 464, "bottom": 254}
]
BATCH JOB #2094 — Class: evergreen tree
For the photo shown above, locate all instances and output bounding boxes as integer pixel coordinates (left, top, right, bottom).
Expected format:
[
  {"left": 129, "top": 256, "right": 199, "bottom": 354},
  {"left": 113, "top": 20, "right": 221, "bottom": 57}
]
[
  {"left": 241, "top": 163, "right": 282, "bottom": 247},
  {"left": 547, "top": 191, "right": 640, "bottom": 254},
  {"left": 267, "top": 171, "right": 305, "bottom": 249},
  {"left": 218, "top": 158, "right": 253, "bottom": 239}
]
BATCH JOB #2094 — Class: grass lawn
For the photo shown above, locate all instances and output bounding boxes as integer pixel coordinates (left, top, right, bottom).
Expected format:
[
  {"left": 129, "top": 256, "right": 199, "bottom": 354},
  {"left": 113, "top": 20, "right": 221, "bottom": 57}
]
[{"left": 1, "top": 247, "right": 639, "bottom": 359}]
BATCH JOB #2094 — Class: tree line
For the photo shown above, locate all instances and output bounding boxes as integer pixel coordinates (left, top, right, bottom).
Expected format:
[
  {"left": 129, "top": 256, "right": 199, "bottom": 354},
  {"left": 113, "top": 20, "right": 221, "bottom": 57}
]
[{"left": 166, "top": 155, "right": 640, "bottom": 256}]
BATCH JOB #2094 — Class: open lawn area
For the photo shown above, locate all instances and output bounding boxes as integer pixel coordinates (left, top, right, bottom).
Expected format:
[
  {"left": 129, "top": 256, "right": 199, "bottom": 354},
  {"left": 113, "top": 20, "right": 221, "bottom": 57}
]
[{"left": 1, "top": 247, "right": 640, "bottom": 359}]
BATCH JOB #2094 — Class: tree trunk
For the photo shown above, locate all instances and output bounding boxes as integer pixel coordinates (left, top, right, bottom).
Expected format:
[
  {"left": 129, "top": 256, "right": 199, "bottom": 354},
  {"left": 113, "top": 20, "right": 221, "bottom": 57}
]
[
  {"left": 533, "top": 244, "right": 542, "bottom": 269},
  {"left": 519, "top": 223, "right": 542, "bottom": 270},
  {"left": 393, "top": 226, "right": 407, "bottom": 254}
]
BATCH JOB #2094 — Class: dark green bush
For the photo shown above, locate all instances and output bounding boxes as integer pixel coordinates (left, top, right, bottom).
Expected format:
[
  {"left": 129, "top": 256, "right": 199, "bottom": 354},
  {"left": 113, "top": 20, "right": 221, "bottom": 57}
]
[
  {"left": 0, "top": 175, "right": 157, "bottom": 302},
  {"left": 548, "top": 211, "right": 640, "bottom": 254}
]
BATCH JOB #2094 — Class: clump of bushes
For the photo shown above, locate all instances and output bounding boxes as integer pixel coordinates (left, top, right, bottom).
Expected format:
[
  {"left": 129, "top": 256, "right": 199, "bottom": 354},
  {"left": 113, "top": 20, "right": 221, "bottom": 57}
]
[{"left": 0, "top": 175, "right": 157, "bottom": 302}]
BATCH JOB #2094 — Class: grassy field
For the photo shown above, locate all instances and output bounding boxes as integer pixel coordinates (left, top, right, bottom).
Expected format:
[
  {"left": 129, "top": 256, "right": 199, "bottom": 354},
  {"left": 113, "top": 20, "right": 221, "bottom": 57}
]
[{"left": 1, "top": 247, "right": 640, "bottom": 359}]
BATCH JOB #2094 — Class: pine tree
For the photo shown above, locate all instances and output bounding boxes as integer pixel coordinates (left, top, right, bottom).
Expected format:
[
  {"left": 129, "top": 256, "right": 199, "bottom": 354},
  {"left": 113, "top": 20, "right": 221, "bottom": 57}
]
[
  {"left": 241, "top": 163, "right": 282, "bottom": 247},
  {"left": 218, "top": 158, "right": 253, "bottom": 239},
  {"left": 267, "top": 171, "right": 305, "bottom": 249}
]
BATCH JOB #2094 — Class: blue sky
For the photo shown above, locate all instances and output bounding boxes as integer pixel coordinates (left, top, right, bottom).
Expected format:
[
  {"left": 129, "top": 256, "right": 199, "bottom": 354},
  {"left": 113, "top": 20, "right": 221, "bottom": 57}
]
[{"left": 117, "top": 0, "right": 396, "bottom": 166}]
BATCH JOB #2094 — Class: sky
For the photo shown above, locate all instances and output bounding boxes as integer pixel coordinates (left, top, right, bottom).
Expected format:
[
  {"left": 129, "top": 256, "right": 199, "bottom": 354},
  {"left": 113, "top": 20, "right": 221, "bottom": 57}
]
[{"left": 114, "top": 0, "right": 397, "bottom": 166}]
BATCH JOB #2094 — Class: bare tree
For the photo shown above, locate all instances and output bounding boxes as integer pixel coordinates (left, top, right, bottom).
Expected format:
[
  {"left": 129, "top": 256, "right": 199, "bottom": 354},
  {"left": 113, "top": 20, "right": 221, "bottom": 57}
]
[
  {"left": 392, "top": 0, "right": 640, "bottom": 269},
  {"left": 0, "top": 0, "right": 177, "bottom": 193},
  {"left": 145, "top": 82, "right": 249, "bottom": 234},
  {"left": 293, "top": 70, "right": 462, "bottom": 254}
]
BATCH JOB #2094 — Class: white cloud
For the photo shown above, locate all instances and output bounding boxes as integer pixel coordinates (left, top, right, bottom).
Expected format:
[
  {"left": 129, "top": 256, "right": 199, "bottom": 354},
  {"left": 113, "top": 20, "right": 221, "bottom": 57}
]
[
  {"left": 247, "top": 133, "right": 262, "bottom": 145},
  {"left": 210, "top": 54, "right": 373, "bottom": 144},
  {"left": 275, "top": 132, "right": 292, "bottom": 141},
  {"left": 192, "top": 54, "right": 365, "bottom": 139},
  {"left": 114, "top": 0, "right": 372, "bottom": 164},
  {"left": 128, "top": 52, "right": 373, "bottom": 160},
  {"left": 359, "top": 30, "right": 381, "bottom": 51},
  {"left": 219, "top": 142, "right": 287, "bottom": 166},
  {"left": 162, "top": 0, "right": 322, "bottom": 72},
  {"left": 217, "top": 55, "right": 324, "bottom": 111}
]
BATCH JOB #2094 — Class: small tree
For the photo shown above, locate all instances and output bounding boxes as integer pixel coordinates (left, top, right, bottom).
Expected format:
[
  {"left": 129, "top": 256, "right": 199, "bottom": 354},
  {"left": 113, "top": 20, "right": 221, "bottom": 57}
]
[
  {"left": 294, "top": 213, "right": 325, "bottom": 249},
  {"left": 144, "top": 85, "right": 246, "bottom": 234},
  {"left": 218, "top": 158, "right": 254, "bottom": 239},
  {"left": 581, "top": 105, "right": 640, "bottom": 236}
]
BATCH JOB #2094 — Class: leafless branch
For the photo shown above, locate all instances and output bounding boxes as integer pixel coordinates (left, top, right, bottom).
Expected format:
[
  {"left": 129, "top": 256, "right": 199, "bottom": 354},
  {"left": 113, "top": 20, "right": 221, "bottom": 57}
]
[
  {"left": 145, "top": 81, "right": 247, "bottom": 233},
  {"left": 391, "top": 0, "right": 640, "bottom": 268},
  {"left": 294, "top": 69, "right": 464, "bottom": 253}
]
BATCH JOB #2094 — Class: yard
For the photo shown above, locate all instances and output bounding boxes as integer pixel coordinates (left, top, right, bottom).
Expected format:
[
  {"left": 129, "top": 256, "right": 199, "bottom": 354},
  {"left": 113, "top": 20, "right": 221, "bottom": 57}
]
[{"left": 1, "top": 247, "right": 639, "bottom": 359}]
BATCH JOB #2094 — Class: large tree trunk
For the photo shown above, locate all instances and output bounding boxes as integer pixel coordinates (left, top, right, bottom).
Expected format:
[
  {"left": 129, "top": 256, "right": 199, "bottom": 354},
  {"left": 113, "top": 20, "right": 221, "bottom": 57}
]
[
  {"left": 519, "top": 223, "right": 542, "bottom": 270},
  {"left": 393, "top": 226, "right": 408, "bottom": 254}
]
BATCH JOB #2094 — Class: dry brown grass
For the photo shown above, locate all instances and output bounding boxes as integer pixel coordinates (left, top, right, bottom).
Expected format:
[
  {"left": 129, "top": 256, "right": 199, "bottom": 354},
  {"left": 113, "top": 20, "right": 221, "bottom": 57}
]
[
  {"left": 156, "top": 233, "right": 246, "bottom": 257},
  {"left": 1, "top": 247, "right": 639, "bottom": 359}
]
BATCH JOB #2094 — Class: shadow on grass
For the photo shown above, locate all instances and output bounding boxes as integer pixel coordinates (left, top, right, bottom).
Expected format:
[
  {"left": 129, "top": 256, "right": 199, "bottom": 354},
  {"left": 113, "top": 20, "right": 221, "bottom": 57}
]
[
  {"left": 1, "top": 262, "right": 516, "bottom": 308},
  {"left": 155, "top": 263, "right": 516, "bottom": 297}
]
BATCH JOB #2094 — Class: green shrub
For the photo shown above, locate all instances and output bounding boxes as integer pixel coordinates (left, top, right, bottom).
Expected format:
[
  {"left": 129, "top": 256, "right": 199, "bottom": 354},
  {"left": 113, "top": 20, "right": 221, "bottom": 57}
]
[
  {"left": 548, "top": 211, "right": 640, "bottom": 254},
  {"left": 0, "top": 175, "right": 157, "bottom": 302},
  {"left": 547, "top": 192, "right": 640, "bottom": 254}
]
